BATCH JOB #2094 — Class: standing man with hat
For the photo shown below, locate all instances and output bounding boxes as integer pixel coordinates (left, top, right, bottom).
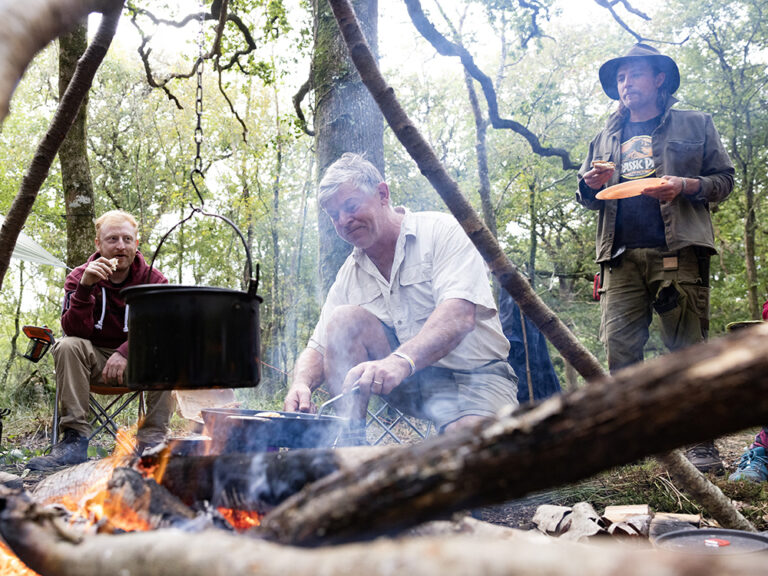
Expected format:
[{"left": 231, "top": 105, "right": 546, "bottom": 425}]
[{"left": 577, "top": 44, "right": 734, "bottom": 472}]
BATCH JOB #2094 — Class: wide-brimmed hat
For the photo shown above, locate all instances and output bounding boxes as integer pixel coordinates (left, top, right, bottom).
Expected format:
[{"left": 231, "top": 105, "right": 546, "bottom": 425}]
[{"left": 599, "top": 43, "right": 680, "bottom": 100}]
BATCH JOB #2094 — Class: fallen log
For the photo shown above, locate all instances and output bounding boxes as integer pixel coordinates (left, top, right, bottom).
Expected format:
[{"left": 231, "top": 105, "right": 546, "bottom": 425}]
[
  {"left": 2, "top": 489, "right": 768, "bottom": 576},
  {"left": 259, "top": 324, "right": 768, "bottom": 545}
]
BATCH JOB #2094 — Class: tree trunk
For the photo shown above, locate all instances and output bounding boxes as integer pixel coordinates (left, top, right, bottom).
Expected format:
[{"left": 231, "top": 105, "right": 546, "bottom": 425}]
[
  {"left": 59, "top": 22, "right": 96, "bottom": 268},
  {"left": 527, "top": 180, "right": 537, "bottom": 288},
  {"left": 0, "top": 262, "right": 25, "bottom": 391},
  {"left": 0, "top": 4, "right": 123, "bottom": 290},
  {"left": 325, "top": 0, "right": 603, "bottom": 380},
  {"left": 463, "top": 71, "right": 496, "bottom": 239},
  {"left": 744, "top": 176, "right": 759, "bottom": 318},
  {"left": 313, "top": 0, "right": 383, "bottom": 297},
  {"left": 260, "top": 324, "right": 768, "bottom": 545}
]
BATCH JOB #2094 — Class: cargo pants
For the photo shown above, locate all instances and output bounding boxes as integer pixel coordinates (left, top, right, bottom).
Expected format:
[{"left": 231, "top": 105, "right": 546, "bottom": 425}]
[
  {"left": 599, "top": 246, "right": 709, "bottom": 372},
  {"left": 53, "top": 336, "right": 174, "bottom": 444}
]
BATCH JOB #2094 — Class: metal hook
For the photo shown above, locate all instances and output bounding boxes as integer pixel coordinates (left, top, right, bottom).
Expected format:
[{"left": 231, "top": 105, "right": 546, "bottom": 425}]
[{"left": 190, "top": 169, "right": 206, "bottom": 207}]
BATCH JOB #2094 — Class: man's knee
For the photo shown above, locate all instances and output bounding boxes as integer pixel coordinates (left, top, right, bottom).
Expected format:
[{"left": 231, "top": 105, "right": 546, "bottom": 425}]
[
  {"left": 53, "top": 336, "right": 93, "bottom": 365},
  {"left": 326, "top": 305, "right": 389, "bottom": 350}
]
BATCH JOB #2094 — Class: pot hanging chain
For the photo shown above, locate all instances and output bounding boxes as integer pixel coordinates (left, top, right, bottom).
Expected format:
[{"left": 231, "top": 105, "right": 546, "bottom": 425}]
[{"left": 190, "top": 6, "right": 206, "bottom": 207}]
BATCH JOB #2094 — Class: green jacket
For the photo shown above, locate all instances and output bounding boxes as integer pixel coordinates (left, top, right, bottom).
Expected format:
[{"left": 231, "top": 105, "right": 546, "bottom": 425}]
[{"left": 576, "top": 101, "right": 734, "bottom": 263}]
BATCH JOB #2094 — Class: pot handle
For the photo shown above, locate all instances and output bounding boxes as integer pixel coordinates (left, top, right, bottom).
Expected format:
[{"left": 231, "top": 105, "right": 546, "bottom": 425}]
[{"left": 146, "top": 207, "right": 260, "bottom": 296}]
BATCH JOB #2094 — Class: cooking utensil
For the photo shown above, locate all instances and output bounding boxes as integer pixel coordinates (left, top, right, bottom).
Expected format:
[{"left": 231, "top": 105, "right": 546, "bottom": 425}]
[
  {"left": 595, "top": 177, "right": 669, "bottom": 200},
  {"left": 201, "top": 408, "right": 349, "bottom": 453},
  {"left": 123, "top": 209, "right": 262, "bottom": 391},
  {"left": 200, "top": 387, "right": 361, "bottom": 453},
  {"left": 654, "top": 528, "right": 768, "bottom": 555}
]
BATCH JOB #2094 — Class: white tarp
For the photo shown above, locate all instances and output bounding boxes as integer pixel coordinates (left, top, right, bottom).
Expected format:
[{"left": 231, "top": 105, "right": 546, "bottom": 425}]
[{"left": 1, "top": 214, "right": 68, "bottom": 269}]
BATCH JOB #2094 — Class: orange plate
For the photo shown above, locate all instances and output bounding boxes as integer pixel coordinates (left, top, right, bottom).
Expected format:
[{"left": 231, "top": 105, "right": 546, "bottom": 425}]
[{"left": 596, "top": 178, "right": 668, "bottom": 200}]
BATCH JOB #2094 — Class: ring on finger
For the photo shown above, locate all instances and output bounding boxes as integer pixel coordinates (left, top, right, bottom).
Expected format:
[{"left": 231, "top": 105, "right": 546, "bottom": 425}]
[{"left": 372, "top": 380, "right": 382, "bottom": 386}]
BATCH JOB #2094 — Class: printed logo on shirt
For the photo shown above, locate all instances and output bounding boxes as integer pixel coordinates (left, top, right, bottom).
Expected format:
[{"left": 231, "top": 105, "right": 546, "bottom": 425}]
[{"left": 620, "top": 135, "right": 656, "bottom": 180}]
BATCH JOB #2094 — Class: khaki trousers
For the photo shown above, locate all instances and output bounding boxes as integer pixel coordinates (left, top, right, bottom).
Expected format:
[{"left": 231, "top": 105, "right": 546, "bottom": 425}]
[
  {"left": 599, "top": 246, "right": 709, "bottom": 372},
  {"left": 52, "top": 336, "right": 174, "bottom": 443}
]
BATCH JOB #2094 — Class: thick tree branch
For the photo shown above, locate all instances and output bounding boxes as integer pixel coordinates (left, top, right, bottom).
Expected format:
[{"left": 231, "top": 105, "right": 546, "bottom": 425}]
[
  {"left": 0, "top": 4, "right": 124, "bottom": 290},
  {"left": 404, "top": 0, "right": 579, "bottom": 170}
]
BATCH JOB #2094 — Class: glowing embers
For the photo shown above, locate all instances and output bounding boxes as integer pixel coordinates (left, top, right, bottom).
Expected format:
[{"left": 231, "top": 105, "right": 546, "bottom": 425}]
[{"left": 217, "top": 507, "right": 263, "bottom": 532}]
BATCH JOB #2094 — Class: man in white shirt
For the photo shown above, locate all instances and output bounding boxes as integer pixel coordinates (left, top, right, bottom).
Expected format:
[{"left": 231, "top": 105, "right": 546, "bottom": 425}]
[{"left": 284, "top": 153, "right": 518, "bottom": 437}]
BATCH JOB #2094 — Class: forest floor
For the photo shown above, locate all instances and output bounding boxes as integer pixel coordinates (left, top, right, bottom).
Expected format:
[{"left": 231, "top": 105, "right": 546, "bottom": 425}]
[
  {"left": 1, "top": 425, "right": 767, "bottom": 532},
  {"left": 472, "top": 429, "right": 768, "bottom": 532}
]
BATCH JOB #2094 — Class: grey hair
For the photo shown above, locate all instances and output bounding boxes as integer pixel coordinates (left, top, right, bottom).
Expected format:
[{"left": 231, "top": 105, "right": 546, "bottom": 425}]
[{"left": 318, "top": 153, "right": 384, "bottom": 206}]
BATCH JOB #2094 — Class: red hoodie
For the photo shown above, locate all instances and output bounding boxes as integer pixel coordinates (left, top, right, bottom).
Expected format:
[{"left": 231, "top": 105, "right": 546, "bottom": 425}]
[{"left": 61, "top": 250, "right": 167, "bottom": 357}]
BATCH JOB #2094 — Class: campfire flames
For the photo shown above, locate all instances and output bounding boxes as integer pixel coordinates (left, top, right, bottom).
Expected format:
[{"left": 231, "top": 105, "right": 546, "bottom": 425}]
[
  {"left": 1, "top": 428, "right": 166, "bottom": 573},
  {"left": 4, "top": 427, "right": 267, "bottom": 572},
  {"left": 0, "top": 540, "right": 40, "bottom": 576},
  {"left": 217, "top": 507, "right": 263, "bottom": 531}
]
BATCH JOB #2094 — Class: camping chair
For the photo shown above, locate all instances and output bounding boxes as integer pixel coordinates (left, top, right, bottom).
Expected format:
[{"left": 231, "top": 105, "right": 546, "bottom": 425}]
[{"left": 22, "top": 326, "right": 145, "bottom": 448}]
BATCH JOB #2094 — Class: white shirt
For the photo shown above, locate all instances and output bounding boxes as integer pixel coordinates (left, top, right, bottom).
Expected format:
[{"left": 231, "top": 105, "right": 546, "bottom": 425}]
[{"left": 308, "top": 210, "right": 510, "bottom": 370}]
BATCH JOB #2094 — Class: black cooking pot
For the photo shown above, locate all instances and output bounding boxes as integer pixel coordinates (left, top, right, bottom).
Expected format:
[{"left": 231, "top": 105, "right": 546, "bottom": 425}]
[{"left": 122, "top": 209, "right": 262, "bottom": 391}]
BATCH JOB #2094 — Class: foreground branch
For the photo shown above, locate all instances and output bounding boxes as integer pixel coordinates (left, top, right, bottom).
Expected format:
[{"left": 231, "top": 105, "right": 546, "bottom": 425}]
[
  {"left": 0, "top": 0, "right": 121, "bottom": 124},
  {"left": 260, "top": 324, "right": 768, "bottom": 545},
  {"left": 2, "top": 490, "right": 768, "bottom": 576},
  {"left": 0, "top": 3, "right": 124, "bottom": 290},
  {"left": 326, "top": 0, "right": 603, "bottom": 380}
]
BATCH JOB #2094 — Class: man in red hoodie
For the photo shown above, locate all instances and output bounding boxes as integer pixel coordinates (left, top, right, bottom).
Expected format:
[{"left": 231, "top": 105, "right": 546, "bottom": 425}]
[{"left": 27, "top": 210, "right": 174, "bottom": 470}]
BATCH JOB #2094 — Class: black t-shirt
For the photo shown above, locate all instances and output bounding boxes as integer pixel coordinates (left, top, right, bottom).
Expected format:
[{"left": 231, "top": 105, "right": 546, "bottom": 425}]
[{"left": 613, "top": 115, "right": 667, "bottom": 250}]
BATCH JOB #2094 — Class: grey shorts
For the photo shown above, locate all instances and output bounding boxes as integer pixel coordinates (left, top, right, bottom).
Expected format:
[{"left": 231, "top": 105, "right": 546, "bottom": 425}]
[{"left": 382, "top": 326, "right": 518, "bottom": 430}]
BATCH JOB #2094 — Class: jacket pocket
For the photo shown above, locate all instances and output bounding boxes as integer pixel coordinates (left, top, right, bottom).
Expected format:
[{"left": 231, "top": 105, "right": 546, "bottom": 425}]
[{"left": 666, "top": 140, "right": 704, "bottom": 176}]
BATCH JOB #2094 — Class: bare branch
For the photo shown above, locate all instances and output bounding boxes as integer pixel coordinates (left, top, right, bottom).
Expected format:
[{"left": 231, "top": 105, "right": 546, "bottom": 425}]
[
  {"left": 592, "top": 0, "right": 685, "bottom": 45},
  {"left": 292, "top": 74, "right": 315, "bottom": 137},
  {"left": 404, "top": 0, "right": 579, "bottom": 171},
  {"left": 216, "top": 61, "right": 248, "bottom": 143},
  {"left": 204, "top": 0, "right": 229, "bottom": 60}
]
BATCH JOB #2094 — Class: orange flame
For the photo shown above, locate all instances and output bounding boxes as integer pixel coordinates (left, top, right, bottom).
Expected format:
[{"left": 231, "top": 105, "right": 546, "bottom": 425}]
[
  {"left": 0, "top": 540, "right": 40, "bottom": 576},
  {"left": 217, "top": 508, "right": 262, "bottom": 532}
]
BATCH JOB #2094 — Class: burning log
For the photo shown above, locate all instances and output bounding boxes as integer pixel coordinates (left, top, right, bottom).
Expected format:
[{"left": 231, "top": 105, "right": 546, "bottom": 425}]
[
  {"left": 259, "top": 324, "right": 768, "bottom": 545},
  {"left": 2, "top": 489, "right": 768, "bottom": 576},
  {"left": 157, "top": 446, "right": 393, "bottom": 512},
  {"left": 32, "top": 455, "right": 134, "bottom": 508},
  {"left": 96, "top": 468, "right": 196, "bottom": 532}
]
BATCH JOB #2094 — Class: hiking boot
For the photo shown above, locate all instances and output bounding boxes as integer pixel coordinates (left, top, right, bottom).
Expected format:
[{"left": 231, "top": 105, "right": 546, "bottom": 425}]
[
  {"left": 729, "top": 446, "right": 768, "bottom": 483},
  {"left": 26, "top": 429, "right": 88, "bottom": 471},
  {"left": 684, "top": 441, "right": 724, "bottom": 474}
]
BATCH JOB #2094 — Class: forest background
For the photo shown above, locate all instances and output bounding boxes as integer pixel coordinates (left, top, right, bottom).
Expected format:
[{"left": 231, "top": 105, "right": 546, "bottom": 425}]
[{"left": 0, "top": 0, "right": 766, "bottom": 440}]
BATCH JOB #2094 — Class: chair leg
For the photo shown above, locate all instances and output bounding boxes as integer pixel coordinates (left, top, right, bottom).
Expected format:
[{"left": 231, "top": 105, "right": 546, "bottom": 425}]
[
  {"left": 88, "top": 392, "right": 140, "bottom": 444},
  {"left": 52, "top": 382, "right": 62, "bottom": 445}
]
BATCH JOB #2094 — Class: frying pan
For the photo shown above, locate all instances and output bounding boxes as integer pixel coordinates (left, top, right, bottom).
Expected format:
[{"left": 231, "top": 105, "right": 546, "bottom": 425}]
[{"left": 201, "top": 387, "right": 359, "bottom": 452}]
